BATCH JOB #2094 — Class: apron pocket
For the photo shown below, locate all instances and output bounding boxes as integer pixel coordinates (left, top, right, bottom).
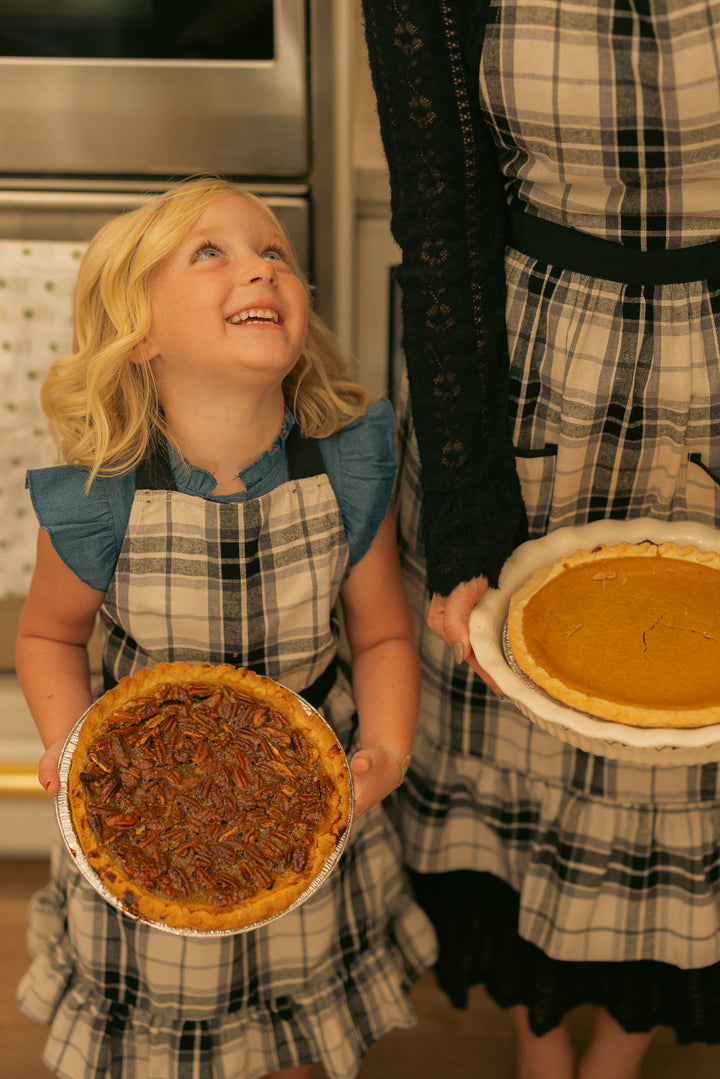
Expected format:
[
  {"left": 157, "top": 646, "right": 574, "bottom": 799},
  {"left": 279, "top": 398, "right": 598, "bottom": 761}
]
[
  {"left": 684, "top": 453, "right": 720, "bottom": 523},
  {"left": 515, "top": 445, "right": 558, "bottom": 538}
]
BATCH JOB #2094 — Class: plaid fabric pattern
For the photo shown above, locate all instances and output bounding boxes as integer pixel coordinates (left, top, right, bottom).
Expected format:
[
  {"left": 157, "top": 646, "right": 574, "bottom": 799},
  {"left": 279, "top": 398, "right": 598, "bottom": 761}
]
[
  {"left": 393, "top": 0, "right": 720, "bottom": 972},
  {"left": 20, "top": 798, "right": 435, "bottom": 1079},
  {"left": 396, "top": 365, "right": 720, "bottom": 969},
  {"left": 18, "top": 473, "right": 437, "bottom": 1078},
  {"left": 101, "top": 477, "right": 347, "bottom": 694},
  {"left": 507, "top": 252, "right": 720, "bottom": 536},
  {"left": 481, "top": 0, "right": 720, "bottom": 247}
]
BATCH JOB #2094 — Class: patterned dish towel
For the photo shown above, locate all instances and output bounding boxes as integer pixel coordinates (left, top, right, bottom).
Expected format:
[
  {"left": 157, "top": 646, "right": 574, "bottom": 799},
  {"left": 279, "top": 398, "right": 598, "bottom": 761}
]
[{"left": 0, "top": 239, "right": 86, "bottom": 598}]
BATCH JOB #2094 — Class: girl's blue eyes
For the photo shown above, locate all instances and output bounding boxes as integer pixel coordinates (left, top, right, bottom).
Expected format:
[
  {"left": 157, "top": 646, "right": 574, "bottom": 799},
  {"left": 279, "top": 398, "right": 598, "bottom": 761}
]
[
  {"left": 194, "top": 244, "right": 222, "bottom": 260},
  {"left": 192, "top": 243, "right": 286, "bottom": 263}
]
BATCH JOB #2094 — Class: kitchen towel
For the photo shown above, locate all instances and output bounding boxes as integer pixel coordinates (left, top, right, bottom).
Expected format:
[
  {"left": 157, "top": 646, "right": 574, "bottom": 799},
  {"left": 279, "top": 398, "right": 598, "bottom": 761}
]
[{"left": 0, "top": 239, "right": 86, "bottom": 598}]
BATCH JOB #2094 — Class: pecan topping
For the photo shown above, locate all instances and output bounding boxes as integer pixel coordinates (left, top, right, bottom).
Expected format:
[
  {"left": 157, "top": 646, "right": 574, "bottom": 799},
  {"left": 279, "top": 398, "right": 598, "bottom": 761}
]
[{"left": 77, "top": 682, "right": 339, "bottom": 911}]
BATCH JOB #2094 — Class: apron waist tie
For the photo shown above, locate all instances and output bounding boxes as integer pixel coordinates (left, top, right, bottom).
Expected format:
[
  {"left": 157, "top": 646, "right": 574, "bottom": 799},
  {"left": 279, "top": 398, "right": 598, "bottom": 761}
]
[
  {"left": 507, "top": 199, "right": 720, "bottom": 285},
  {"left": 299, "top": 656, "right": 339, "bottom": 709}
]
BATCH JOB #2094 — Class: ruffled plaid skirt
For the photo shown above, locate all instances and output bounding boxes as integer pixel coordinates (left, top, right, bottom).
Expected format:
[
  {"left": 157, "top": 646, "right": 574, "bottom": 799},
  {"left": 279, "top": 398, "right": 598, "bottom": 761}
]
[{"left": 393, "top": 247, "right": 720, "bottom": 1036}]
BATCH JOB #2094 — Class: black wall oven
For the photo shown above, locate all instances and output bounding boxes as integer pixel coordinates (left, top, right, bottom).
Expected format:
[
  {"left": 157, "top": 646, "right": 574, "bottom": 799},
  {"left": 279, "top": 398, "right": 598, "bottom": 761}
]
[{"left": 0, "top": 0, "right": 340, "bottom": 322}]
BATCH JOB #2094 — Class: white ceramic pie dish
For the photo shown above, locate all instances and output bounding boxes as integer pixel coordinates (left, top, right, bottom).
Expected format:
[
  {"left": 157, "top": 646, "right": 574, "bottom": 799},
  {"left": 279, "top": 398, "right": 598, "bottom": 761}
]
[{"left": 469, "top": 517, "right": 720, "bottom": 765}]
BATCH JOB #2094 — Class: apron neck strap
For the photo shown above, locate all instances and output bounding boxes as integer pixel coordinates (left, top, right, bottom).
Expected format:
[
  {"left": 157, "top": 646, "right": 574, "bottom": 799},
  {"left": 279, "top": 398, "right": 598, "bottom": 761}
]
[
  {"left": 286, "top": 423, "right": 326, "bottom": 480},
  {"left": 134, "top": 423, "right": 326, "bottom": 491}
]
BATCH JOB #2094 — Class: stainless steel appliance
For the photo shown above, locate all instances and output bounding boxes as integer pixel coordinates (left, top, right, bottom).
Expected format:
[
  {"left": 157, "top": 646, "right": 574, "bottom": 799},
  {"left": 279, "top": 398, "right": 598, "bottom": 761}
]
[{"left": 0, "top": 0, "right": 342, "bottom": 323}]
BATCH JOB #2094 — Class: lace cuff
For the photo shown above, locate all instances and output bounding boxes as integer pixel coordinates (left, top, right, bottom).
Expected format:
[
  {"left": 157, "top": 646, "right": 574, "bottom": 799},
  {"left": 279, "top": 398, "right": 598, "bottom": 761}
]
[{"left": 421, "top": 478, "right": 527, "bottom": 596}]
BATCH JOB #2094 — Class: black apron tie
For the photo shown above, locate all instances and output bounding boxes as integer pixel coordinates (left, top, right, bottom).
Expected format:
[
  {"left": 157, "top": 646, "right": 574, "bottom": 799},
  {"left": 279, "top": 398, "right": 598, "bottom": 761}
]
[{"left": 508, "top": 199, "right": 720, "bottom": 285}]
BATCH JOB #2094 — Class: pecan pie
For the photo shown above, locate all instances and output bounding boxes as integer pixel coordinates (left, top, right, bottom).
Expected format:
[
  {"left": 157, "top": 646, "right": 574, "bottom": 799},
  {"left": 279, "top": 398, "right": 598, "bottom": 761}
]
[
  {"left": 506, "top": 541, "right": 720, "bottom": 728},
  {"left": 67, "top": 662, "right": 351, "bottom": 930}
]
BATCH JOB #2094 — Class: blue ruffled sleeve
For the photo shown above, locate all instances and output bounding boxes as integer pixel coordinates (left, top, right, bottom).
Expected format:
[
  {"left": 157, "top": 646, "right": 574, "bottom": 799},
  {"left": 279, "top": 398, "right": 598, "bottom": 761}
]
[
  {"left": 25, "top": 401, "right": 397, "bottom": 586},
  {"left": 318, "top": 397, "right": 397, "bottom": 566},
  {"left": 25, "top": 467, "right": 134, "bottom": 592}
]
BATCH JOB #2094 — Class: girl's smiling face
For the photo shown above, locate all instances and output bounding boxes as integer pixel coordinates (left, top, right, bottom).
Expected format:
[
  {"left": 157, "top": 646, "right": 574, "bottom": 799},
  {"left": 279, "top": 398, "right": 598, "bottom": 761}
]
[{"left": 145, "top": 195, "right": 309, "bottom": 393}]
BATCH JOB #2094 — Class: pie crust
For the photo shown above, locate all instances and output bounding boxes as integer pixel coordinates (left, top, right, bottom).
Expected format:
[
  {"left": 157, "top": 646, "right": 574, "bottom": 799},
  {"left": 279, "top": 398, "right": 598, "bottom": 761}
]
[
  {"left": 67, "top": 662, "right": 352, "bottom": 930},
  {"left": 506, "top": 541, "right": 720, "bottom": 728}
]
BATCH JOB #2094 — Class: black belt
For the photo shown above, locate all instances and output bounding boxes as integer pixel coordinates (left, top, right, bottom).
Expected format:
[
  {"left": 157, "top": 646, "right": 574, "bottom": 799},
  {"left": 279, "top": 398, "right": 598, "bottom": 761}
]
[
  {"left": 507, "top": 199, "right": 720, "bottom": 285},
  {"left": 103, "top": 656, "right": 338, "bottom": 709}
]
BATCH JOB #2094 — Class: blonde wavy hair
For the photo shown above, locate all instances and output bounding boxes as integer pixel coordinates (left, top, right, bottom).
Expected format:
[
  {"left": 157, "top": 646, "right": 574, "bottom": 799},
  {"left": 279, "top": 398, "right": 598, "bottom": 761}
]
[{"left": 42, "top": 177, "right": 369, "bottom": 483}]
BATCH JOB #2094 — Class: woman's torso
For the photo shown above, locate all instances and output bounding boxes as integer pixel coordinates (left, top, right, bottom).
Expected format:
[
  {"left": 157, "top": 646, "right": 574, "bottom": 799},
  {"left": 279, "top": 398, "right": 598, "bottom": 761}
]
[{"left": 480, "top": 0, "right": 720, "bottom": 246}]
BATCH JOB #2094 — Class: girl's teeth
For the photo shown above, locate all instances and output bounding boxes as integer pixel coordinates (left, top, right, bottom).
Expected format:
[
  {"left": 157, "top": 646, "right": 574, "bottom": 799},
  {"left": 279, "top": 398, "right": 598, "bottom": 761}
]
[{"left": 228, "top": 309, "right": 278, "bottom": 324}]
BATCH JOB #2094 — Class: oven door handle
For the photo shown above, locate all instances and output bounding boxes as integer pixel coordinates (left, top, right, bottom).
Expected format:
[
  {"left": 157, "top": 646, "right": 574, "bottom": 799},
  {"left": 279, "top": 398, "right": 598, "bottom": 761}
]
[{"left": 0, "top": 189, "right": 153, "bottom": 212}]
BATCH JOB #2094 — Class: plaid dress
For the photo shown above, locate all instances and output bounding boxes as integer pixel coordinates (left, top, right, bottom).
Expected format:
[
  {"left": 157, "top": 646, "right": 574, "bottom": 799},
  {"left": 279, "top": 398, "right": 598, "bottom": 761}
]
[
  {"left": 18, "top": 436, "right": 436, "bottom": 1079},
  {"left": 394, "top": 0, "right": 720, "bottom": 1035}
]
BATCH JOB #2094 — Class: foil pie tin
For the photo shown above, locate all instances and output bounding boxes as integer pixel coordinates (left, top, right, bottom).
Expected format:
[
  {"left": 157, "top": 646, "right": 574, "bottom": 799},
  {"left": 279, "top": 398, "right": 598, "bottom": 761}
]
[
  {"left": 55, "top": 684, "right": 354, "bottom": 936},
  {"left": 469, "top": 516, "right": 720, "bottom": 765}
]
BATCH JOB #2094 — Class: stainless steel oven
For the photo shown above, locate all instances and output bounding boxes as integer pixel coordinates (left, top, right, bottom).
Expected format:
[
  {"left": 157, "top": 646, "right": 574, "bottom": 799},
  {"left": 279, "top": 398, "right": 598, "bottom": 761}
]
[{"left": 0, "top": 0, "right": 342, "bottom": 322}]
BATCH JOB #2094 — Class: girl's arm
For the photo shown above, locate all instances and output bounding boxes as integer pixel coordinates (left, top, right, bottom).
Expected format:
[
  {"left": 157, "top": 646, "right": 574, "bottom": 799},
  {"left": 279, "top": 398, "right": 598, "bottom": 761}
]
[
  {"left": 16, "top": 528, "right": 106, "bottom": 796},
  {"left": 340, "top": 506, "right": 419, "bottom": 819}
]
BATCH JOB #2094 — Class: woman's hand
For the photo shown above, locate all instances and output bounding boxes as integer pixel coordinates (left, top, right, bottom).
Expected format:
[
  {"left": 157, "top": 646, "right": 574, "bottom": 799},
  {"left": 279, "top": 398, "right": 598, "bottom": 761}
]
[
  {"left": 348, "top": 744, "right": 408, "bottom": 819},
  {"left": 427, "top": 577, "right": 503, "bottom": 694}
]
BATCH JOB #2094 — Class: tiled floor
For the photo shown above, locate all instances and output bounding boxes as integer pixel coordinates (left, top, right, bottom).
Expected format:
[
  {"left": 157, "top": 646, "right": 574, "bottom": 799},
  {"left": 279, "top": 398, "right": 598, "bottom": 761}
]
[{"left": 4, "top": 859, "right": 720, "bottom": 1078}]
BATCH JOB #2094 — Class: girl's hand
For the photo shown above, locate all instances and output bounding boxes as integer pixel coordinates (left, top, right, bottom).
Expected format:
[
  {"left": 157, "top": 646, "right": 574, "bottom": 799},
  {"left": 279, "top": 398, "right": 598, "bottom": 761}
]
[
  {"left": 348, "top": 745, "right": 409, "bottom": 819},
  {"left": 427, "top": 577, "right": 503, "bottom": 695},
  {"left": 38, "top": 736, "right": 68, "bottom": 797}
]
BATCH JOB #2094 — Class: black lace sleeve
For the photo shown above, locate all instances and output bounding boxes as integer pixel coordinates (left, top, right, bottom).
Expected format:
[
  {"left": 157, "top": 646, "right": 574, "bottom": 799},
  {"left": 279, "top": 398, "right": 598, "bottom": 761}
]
[{"left": 361, "top": 0, "right": 527, "bottom": 593}]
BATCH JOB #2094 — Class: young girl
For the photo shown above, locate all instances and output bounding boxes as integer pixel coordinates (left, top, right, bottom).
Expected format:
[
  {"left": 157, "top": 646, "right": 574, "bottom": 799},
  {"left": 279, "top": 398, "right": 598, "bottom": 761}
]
[{"left": 15, "top": 177, "right": 437, "bottom": 1079}]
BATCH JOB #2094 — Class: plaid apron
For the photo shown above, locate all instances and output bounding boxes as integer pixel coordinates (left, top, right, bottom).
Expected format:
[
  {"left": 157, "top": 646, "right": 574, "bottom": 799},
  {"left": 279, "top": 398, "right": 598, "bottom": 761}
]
[
  {"left": 394, "top": 0, "right": 720, "bottom": 971},
  {"left": 396, "top": 266, "right": 720, "bottom": 970},
  {"left": 18, "top": 435, "right": 437, "bottom": 1079},
  {"left": 99, "top": 428, "right": 346, "bottom": 697}
]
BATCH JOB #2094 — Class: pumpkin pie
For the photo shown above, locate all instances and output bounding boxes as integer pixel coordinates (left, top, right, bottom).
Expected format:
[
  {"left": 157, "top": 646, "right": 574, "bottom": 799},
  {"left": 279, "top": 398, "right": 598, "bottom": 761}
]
[{"left": 506, "top": 541, "right": 720, "bottom": 728}]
